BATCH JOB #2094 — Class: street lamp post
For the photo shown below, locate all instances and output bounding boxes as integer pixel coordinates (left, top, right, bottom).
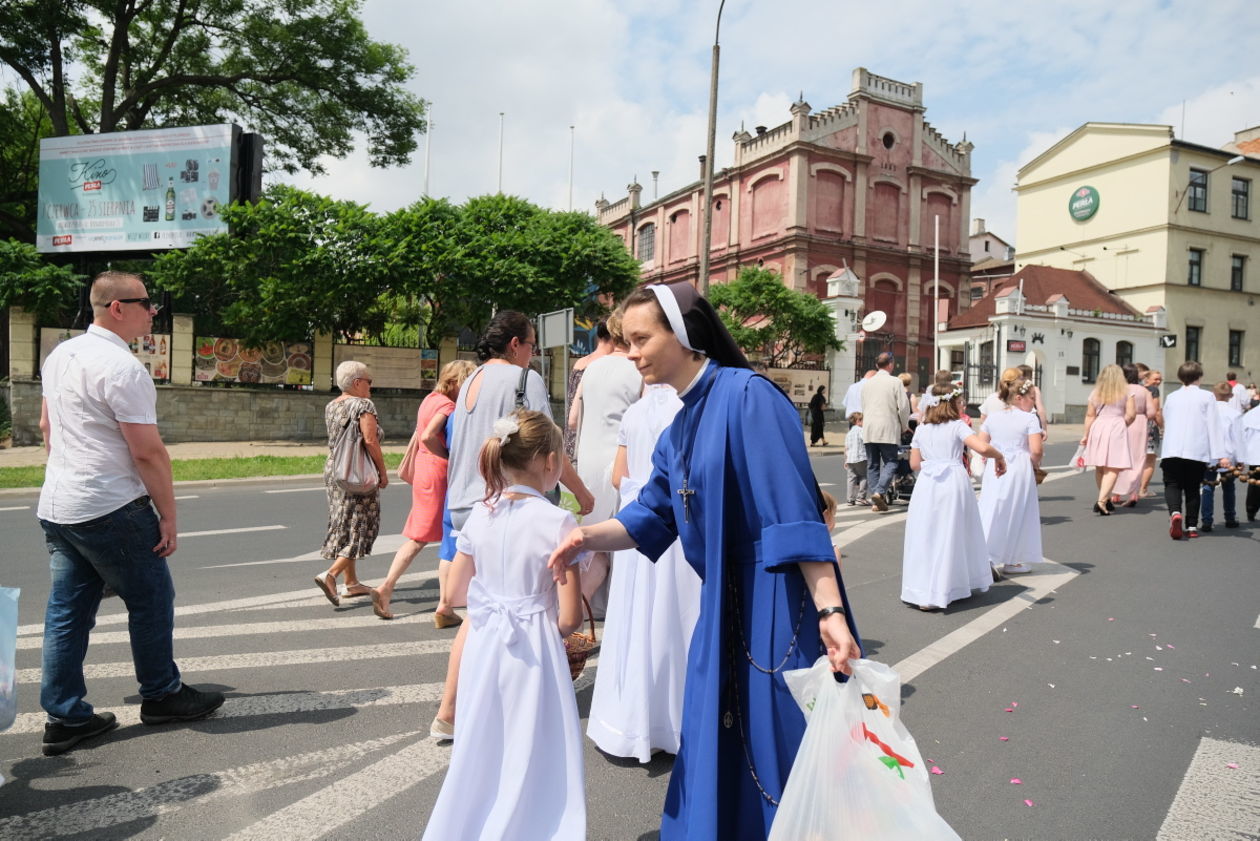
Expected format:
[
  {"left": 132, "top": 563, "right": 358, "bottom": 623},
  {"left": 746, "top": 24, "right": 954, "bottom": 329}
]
[{"left": 698, "top": 0, "right": 726, "bottom": 297}]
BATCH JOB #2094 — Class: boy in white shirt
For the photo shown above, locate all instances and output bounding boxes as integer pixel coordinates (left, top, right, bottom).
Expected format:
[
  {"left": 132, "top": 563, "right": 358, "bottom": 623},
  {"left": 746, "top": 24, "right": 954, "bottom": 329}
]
[
  {"left": 1239, "top": 402, "right": 1260, "bottom": 522},
  {"left": 844, "top": 413, "right": 868, "bottom": 505},
  {"left": 1159, "top": 361, "right": 1231, "bottom": 539},
  {"left": 1200, "top": 382, "right": 1242, "bottom": 531}
]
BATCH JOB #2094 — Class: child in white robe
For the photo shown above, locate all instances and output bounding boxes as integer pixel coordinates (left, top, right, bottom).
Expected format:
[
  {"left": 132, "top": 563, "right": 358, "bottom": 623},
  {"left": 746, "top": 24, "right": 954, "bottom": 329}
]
[
  {"left": 421, "top": 410, "right": 586, "bottom": 841},
  {"left": 901, "top": 384, "right": 1007, "bottom": 610},
  {"left": 587, "top": 384, "right": 701, "bottom": 762},
  {"left": 977, "top": 377, "right": 1045, "bottom": 575}
]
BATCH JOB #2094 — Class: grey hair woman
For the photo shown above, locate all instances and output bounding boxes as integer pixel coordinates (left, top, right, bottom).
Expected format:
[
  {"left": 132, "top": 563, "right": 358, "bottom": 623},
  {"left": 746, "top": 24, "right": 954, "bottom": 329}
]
[{"left": 314, "top": 360, "right": 389, "bottom": 606}]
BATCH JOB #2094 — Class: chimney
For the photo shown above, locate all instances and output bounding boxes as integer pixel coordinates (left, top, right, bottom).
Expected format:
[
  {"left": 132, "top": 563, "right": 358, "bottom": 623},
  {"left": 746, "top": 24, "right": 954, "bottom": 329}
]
[
  {"left": 698, "top": 154, "right": 707, "bottom": 179},
  {"left": 755, "top": 125, "right": 767, "bottom": 136},
  {"left": 971, "top": 218, "right": 986, "bottom": 236}
]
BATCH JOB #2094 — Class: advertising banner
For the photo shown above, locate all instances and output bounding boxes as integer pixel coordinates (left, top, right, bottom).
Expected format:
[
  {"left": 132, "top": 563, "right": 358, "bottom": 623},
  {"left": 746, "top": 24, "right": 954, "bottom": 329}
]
[
  {"left": 39, "top": 328, "right": 171, "bottom": 381},
  {"left": 194, "top": 337, "right": 312, "bottom": 385},
  {"left": 37, "top": 125, "right": 239, "bottom": 252}
]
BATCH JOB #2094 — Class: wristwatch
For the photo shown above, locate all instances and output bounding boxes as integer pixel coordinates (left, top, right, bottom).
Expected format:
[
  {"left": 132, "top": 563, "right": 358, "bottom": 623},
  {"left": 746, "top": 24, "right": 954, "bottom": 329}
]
[{"left": 817, "top": 606, "right": 846, "bottom": 620}]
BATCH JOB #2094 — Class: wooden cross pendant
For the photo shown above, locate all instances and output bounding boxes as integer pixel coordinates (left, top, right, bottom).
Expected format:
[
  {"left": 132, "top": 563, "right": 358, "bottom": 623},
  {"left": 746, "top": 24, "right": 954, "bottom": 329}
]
[{"left": 677, "top": 476, "right": 696, "bottom": 523}]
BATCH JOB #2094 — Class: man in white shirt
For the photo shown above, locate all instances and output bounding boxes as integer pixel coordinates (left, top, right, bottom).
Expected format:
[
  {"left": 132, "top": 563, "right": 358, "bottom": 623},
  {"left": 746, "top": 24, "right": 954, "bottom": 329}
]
[
  {"left": 860, "top": 353, "right": 911, "bottom": 511},
  {"left": 38, "top": 271, "right": 223, "bottom": 756},
  {"left": 1225, "top": 372, "right": 1249, "bottom": 414},
  {"left": 842, "top": 370, "right": 875, "bottom": 418},
  {"left": 1239, "top": 402, "right": 1260, "bottom": 522},
  {"left": 1200, "top": 382, "right": 1242, "bottom": 531},
  {"left": 1159, "top": 361, "right": 1230, "bottom": 540}
]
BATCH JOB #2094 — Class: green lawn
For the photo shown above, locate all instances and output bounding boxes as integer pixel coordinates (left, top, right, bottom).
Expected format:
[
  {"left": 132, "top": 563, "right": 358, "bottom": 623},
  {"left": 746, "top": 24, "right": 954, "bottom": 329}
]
[{"left": 0, "top": 452, "right": 405, "bottom": 489}]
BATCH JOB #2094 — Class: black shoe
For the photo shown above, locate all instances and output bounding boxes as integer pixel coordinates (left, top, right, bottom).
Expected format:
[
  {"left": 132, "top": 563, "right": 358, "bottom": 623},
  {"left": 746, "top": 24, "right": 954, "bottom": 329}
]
[
  {"left": 1105, "top": 499, "right": 1116, "bottom": 513},
  {"left": 140, "top": 684, "right": 225, "bottom": 725},
  {"left": 1200, "top": 523, "right": 1214, "bottom": 532},
  {"left": 1093, "top": 502, "right": 1111, "bottom": 516},
  {"left": 1225, "top": 520, "right": 1240, "bottom": 528},
  {"left": 42, "top": 712, "right": 118, "bottom": 756}
]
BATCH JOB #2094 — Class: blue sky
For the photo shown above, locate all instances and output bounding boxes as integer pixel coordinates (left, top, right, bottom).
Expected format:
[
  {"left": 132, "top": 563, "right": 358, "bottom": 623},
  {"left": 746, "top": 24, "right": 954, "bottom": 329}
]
[{"left": 288, "top": 0, "right": 1260, "bottom": 244}]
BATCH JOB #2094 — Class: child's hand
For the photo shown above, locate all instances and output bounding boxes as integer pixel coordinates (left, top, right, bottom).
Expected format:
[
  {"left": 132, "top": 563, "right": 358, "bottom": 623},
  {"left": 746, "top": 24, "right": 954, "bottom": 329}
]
[{"left": 548, "top": 528, "right": 586, "bottom": 584}]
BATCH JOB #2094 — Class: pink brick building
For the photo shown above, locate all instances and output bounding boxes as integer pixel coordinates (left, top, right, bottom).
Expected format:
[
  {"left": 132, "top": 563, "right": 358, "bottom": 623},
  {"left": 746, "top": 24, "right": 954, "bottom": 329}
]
[{"left": 597, "top": 68, "right": 976, "bottom": 384}]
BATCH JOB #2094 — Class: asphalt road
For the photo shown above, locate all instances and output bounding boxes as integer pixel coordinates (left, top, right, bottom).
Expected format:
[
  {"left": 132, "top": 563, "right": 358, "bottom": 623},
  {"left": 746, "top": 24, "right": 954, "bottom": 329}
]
[{"left": 0, "top": 440, "right": 1257, "bottom": 841}]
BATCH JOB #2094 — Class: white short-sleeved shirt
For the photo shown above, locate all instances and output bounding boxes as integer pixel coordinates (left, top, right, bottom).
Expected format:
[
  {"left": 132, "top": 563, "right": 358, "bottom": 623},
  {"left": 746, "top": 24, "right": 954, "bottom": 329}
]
[{"left": 39, "top": 325, "right": 156, "bottom": 524}]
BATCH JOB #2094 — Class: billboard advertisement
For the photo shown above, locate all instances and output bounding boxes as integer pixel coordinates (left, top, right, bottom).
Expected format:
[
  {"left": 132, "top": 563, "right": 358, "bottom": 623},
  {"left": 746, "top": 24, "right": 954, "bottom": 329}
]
[{"left": 36, "top": 124, "right": 239, "bottom": 252}]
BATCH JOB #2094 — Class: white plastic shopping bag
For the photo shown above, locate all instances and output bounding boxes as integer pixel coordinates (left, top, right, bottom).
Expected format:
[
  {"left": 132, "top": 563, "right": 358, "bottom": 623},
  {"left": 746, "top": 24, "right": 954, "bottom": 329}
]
[
  {"left": 769, "top": 657, "right": 962, "bottom": 841},
  {"left": 0, "top": 587, "right": 17, "bottom": 734},
  {"left": 1067, "top": 444, "right": 1087, "bottom": 473}
]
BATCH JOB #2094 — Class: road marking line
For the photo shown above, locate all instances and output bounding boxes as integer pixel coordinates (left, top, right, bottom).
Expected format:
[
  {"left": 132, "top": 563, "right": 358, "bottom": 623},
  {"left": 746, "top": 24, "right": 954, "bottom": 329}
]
[
  {"left": 15, "top": 566, "right": 438, "bottom": 636},
  {"left": 14, "top": 602, "right": 446, "bottom": 649},
  {"left": 1156, "top": 736, "right": 1260, "bottom": 841},
  {"left": 178, "top": 524, "right": 286, "bottom": 538},
  {"left": 173, "top": 494, "right": 199, "bottom": 500},
  {"left": 2, "top": 682, "right": 444, "bottom": 735},
  {"left": 0, "top": 505, "right": 31, "bottom": 512},
  {"left": 263, "top": 486, "right": 326, "bottom": 494},
  {"left": 1254, "top": 612, "right": 1259, "bottom": 630},
  {"left": 199, "top": 533, "right": 413, "bottom": 569},
  {"left": 220, "top": 663, "right": 600, "bottom": 841},
  {"left": 892, "top": 559, "right": 1079, "bottom": 684},
  {"left": 0, "top": 732, "right": 415, "bottom": 840},
  {"left": 15, "top": 639, "right": 459, "bottom": 684}
]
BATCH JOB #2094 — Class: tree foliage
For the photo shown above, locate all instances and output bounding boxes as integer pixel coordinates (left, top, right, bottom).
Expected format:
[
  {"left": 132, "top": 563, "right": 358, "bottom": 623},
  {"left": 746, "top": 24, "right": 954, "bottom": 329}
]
[
  {"left": 0, "top": 87, "right": 59, "bottom": 240},
  {"left": 0, "top": 238, "right": 86, "bottom": 324},
  {"left": 149, "top": 187, "right": 642, "bottom": 347},
  {"left": 708, "top": 266, "right": 841, "bottom": 368},
  {"left": 150, "top": 185, "right": 392, "bottom": 345},
  {"left": 0, "top": 0, "right": 425, "bottom": 179}
]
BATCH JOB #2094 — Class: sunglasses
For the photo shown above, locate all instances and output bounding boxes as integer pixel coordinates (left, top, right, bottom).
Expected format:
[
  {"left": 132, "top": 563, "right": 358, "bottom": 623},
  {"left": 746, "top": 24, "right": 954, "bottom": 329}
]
[{"left": 114, "top": 297, "right": 161, "bottom": 313}]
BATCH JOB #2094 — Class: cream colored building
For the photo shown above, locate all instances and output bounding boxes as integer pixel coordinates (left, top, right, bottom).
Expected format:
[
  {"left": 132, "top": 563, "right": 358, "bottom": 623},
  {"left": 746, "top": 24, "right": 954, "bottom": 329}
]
[{"left": 1015, "top": 122, "right": 1259, "bottom": 383}]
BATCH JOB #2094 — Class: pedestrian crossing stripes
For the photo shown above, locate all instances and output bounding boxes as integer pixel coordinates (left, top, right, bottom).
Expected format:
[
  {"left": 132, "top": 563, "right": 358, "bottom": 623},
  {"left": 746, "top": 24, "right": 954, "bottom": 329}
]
[{"left": 1156, "top": 737, "right": 1260, "bottom": 841}]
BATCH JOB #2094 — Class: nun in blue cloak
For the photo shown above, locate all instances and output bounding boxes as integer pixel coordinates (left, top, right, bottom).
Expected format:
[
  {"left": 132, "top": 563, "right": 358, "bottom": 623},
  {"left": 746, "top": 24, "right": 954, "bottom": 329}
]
[{"left": 549, "top": 281, "right": 862, "bottom": 841}]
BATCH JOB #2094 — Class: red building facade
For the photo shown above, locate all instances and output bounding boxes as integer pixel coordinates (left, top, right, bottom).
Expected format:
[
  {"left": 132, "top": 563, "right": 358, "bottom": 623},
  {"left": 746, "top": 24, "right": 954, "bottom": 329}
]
[{"left": 597, "top": 68, "right": 976, "bottom": 384}]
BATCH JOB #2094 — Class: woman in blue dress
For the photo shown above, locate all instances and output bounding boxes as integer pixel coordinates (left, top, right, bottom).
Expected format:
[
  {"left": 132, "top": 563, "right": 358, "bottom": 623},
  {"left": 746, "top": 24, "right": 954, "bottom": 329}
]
[{"left": 549, "top": 281, "right": 861, "bottom": 841}]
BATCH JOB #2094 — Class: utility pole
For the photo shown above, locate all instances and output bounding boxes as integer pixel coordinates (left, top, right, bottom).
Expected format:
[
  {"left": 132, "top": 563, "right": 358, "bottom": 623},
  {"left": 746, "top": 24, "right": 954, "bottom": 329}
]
[{"left": 698, "top": 0, "right": 726, "bottom": 297}]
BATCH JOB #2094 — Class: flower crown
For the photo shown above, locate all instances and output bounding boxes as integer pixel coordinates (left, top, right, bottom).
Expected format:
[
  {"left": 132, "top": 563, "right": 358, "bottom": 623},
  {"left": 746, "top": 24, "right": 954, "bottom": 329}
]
[{"left": 921, "top": 387, "right": 963, "bottom": 409}]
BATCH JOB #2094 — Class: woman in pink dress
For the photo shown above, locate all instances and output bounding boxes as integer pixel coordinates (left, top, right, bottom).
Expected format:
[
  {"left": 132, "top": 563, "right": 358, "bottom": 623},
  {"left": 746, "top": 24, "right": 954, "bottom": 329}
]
[
  {"left": 1112, "top": 364, "right": 1150, "bottom": 507},
  {"left": 1080, "top": 364, "right": 1136, "bottom": 515},
  {"left": 371, "top": 360, "right": 475, "bottom": 621}
]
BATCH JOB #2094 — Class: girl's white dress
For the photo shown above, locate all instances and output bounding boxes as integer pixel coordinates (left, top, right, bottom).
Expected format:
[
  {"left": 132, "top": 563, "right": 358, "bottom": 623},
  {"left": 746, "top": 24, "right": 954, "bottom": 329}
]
[
  {"left": 977, "top": 408, "right": 1044, "bottom": 567},
  {"left": 901, "top": 420, "right": 992, "bottom": 609},
  {"left": 421, "top": 487, "right": 585, "bottom": 841},
  {"left": 587, "top": 386, "right": 701, "bottom": 762}
]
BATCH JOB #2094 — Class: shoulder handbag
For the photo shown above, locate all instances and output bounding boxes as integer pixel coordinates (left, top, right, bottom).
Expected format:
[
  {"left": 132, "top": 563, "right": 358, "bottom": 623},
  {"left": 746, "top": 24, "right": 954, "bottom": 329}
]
[
  {"left": 332, "top": 404, "right": 380, "bottom": 494},
  {"left": 398, "top": 431, "right": 420, "bottom": 484},
  {"left": 516, "top": 367, "right": 563, "bottom": 505}
]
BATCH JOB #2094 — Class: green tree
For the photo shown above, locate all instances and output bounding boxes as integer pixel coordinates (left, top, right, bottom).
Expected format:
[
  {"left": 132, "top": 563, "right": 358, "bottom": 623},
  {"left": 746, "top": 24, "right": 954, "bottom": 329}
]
[
  {"left": 0, "top": 87, "right": 59, "bottom": 240},
  {"left": 149, "top": 185, "right": 392, "bottom": 345},
  {"left": 708, "top": 266, "right": 841, "bottom": 368},
  {"left": 0, "top": 0, "right": 425, "bottom": 177},
  {"left": 0, "top": 238, "right": 85, "bottom": 324}
]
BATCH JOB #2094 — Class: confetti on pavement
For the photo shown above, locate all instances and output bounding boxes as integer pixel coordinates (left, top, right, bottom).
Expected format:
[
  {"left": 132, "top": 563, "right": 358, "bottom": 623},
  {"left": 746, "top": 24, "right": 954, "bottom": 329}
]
[
  {"left": 1024, "top": 799, "right": 1036, "bottom": 807},
  {"left": 1011, "top": 778, "right": 1023, "bottom": 785},
  {"left": 930, "top": 766, "right": 944, "bottom": 775}
]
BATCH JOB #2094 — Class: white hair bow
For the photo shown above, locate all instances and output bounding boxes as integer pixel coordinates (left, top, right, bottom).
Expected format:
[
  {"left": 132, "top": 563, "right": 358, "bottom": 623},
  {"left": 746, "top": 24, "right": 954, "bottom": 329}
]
[
  {"left": 920, "top": 393, "right": 941, "bottom": 408},
  {"left": 492, "top": 416, "right": 520, "bottom": 445}
]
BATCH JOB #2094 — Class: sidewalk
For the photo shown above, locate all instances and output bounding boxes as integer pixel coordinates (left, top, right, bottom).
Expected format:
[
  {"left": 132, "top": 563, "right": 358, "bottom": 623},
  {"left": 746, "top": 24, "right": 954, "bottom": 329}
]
[{"left": 2, "top": 424, "right": 1087, "bottom": 470}]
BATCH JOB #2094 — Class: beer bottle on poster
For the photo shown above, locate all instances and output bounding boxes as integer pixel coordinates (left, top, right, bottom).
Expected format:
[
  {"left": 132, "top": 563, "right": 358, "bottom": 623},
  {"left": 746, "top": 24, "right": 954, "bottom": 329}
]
[
  {"left": 165, "top": 178, "right": 176, "bottom": 221},
  {"left": 159, "top": 336, "right": 167, "bottom": 355}
]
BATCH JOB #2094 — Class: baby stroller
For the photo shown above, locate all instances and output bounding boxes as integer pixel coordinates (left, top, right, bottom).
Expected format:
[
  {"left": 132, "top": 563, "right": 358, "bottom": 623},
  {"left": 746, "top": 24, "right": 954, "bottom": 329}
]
[{"left": 885, "top": 424, "right": 917, "bottom": 504}]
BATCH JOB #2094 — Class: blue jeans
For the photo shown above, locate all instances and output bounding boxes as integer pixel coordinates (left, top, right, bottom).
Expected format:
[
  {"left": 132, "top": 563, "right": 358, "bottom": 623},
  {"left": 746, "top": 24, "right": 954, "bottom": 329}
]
[
  {"left": 865, "top": 443, "right": 900, "bottom": 497},
  {"left": 40, "top": 497, "right": 181, "bottom": 723},
  {"left": 1200, "top": 468, "right": 1236, "bottom": 526}
]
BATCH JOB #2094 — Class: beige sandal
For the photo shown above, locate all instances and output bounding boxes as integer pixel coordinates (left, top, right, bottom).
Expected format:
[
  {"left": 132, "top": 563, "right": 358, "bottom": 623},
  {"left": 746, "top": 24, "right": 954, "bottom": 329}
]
[{"left": 314, "top": 573, "right": 340, "bottom": 607}]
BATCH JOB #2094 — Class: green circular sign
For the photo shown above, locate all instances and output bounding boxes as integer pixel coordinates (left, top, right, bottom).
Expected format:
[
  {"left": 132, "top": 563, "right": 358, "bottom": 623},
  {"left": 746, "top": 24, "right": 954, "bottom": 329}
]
[{"left": 1069, "top": 185, "right": 1100, "bottom": 221}]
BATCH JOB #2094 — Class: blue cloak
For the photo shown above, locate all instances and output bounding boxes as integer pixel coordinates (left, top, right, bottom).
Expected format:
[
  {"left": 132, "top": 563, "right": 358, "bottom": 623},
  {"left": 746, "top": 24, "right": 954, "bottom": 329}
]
[{"left": 616, "top": 363, "right": 861, "bottom": 841}]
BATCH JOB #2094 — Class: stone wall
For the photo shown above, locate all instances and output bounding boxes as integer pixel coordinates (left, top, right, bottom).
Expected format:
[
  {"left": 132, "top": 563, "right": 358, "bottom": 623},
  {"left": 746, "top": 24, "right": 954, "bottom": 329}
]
[
  {"left": 5, "top": 379, "right": 569, "bottom": 446},
  {"left": 5, "top": 380, "right": 427, "bottom": 446}
]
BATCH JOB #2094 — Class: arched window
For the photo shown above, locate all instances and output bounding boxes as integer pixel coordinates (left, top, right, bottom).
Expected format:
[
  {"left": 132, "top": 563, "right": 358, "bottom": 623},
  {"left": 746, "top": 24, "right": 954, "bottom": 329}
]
[
  {"left": 1115, "top": 340, "right": 1133, "bottom": 367},
  {"left": 636, "top": 222, "right": 655, "bottom": 261},
  {"left": 1082, "top": 338, "right": 1101, "bottom": 383}
]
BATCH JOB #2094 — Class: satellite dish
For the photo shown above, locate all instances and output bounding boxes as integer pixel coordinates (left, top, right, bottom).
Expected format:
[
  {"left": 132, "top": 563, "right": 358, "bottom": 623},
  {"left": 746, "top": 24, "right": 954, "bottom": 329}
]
[{"left": 861, "top": 310, "right": 887, "bottom": 332}]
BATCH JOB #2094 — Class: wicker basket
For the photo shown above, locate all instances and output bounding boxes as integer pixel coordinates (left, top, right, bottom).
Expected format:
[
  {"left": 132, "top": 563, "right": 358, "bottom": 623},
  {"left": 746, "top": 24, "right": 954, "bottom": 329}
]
[{"left": 563, "top": 596, "right": 597, "bottom": 682}]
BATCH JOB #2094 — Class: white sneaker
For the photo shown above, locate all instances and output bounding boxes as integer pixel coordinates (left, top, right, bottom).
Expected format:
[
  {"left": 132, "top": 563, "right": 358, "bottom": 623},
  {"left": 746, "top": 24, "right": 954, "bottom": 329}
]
[
  {"left": 429, "top": 716, "right": 454, "bottom": 742},
  {"left": 1002, "top": 562, "right": 1033, "bottom": 575}
]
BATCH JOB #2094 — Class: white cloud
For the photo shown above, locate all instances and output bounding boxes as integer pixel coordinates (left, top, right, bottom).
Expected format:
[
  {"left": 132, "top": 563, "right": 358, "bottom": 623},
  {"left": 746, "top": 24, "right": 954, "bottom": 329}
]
[{"left": 279, "top": 0, "right": 1260, "bottom": 253}]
